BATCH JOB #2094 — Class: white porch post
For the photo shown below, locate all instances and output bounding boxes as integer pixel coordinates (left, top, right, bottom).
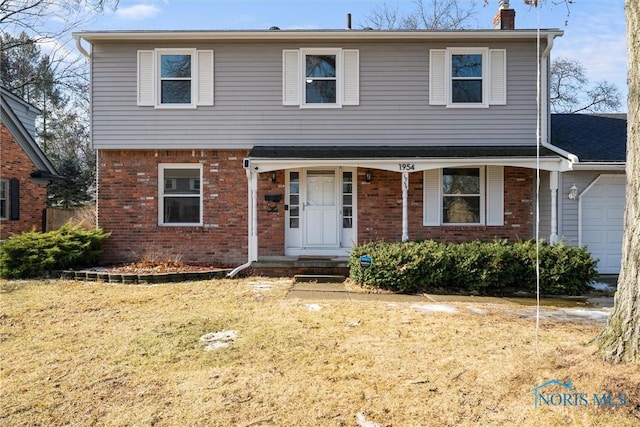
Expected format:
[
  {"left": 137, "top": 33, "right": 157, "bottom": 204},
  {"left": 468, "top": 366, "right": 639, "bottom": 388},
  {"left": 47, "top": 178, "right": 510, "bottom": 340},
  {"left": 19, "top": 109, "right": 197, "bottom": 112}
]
[
  {"left": 402, "top": 172, "right": 409, "bottom": 241},
  {"left": 549, "top": 170, "right": 559, "bottom": 244},
  {"left": 249, "top": 169, "right": 259, "bottom": 261}
]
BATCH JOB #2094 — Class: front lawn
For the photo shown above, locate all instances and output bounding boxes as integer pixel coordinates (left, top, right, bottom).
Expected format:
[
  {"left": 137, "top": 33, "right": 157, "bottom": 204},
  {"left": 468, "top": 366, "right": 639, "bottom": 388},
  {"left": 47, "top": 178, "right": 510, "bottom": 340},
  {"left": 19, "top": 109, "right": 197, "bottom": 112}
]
[{"left": 1, "top": 279, "right": 638, "bottom": 426}]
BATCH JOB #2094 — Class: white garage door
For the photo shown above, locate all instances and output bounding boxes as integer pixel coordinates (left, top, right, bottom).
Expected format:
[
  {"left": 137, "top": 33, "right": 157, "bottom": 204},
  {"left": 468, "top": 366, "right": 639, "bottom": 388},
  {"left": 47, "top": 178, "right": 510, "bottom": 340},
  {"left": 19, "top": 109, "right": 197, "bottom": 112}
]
[{"left": 580, "top": 174, "right": 626, "bottom": 274}]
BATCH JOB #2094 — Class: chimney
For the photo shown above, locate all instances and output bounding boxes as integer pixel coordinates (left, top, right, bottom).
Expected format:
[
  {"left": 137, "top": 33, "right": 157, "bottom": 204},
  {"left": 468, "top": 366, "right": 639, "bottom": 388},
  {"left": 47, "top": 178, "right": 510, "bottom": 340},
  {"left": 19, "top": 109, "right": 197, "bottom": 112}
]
[
  {"left": 493, "top": 0, "right": 515, "bottom": 30},
  {"left": 346, "top": 13, "right": 352, "bottom": 30}
]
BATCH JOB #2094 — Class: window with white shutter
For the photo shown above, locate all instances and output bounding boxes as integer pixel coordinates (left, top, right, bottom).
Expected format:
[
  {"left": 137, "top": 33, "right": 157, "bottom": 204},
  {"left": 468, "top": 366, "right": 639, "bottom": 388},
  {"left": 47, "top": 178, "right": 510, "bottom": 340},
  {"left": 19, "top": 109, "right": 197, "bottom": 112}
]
[
  {"left": 283, "top": 48, "right": 359, "bottom": 108},
  {"left": 429, "top": 48, "right": 506, "bottom": 108},
  {"left": 423, "top": 166, "right": 504, "bottom": 226},
  {"left": 137, "top": 49, "right": 214, "bottom": 108}
]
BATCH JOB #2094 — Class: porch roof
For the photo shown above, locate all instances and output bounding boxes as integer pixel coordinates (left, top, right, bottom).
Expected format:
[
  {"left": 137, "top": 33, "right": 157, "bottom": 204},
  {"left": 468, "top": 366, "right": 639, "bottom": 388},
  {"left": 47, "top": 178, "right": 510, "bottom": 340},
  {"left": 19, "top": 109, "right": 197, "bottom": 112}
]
[
  {"left": 247, "top": 145, "right": 571, "bottom": 173},
  {"left": 250, "top": 145, "right": 560, "bottom": 159}
]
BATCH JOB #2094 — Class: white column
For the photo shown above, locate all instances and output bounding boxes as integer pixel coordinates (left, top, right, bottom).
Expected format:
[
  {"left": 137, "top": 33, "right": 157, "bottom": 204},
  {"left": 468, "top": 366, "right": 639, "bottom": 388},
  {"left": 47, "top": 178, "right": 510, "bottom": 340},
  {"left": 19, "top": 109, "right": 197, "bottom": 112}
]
[
  {"left": 249, "top": 169, "right": 259, "bottom": 261},
  {"left": 549, "top": 171, "right": 559, "bottom": 244},
  {"left": 402, "top": 172, "right": 409, "bottom": 241}
]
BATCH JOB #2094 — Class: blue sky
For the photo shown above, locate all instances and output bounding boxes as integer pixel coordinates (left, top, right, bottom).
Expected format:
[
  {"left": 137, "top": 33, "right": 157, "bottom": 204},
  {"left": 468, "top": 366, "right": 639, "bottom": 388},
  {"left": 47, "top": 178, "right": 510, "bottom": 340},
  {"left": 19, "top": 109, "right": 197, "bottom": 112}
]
[{"left": 79, "top": 0, "right": 627, "bottom": 109}]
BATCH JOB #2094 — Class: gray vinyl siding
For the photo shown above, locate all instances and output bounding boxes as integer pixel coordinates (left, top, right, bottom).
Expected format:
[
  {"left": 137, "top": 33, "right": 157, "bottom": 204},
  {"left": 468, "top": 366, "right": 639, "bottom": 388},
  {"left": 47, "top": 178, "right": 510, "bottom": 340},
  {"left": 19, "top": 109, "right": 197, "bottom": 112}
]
[{"left": 91, "top": 40, "right": 543, "bottom": 149}]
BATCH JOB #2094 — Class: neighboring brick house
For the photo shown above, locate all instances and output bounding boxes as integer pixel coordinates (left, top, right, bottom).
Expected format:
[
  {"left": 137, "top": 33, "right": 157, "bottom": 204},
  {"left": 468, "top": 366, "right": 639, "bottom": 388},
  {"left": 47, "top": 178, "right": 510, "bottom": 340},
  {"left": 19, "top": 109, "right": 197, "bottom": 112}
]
[
  {"left": 1, "top": 87, "right": 61, "bottom": 240},
  {"left": 74, "top": 6, "right": 592, "bottom": 274}
]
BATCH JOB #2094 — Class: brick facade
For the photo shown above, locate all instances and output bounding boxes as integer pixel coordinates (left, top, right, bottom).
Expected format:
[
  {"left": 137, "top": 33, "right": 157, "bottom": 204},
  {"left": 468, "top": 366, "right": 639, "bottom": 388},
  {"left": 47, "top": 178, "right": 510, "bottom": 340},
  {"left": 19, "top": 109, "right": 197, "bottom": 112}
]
[
  {"left": 97, "top": 152, "right": 534, "bottom": 266},
  {"left": 0, "top": 124, "right": 48, "bottom": 239},
  {"left": 358, "top": 167, "right": 533, "bottom": 243},
  {"left": 97, "top": 149, "right": 250, "bottom": 266}
]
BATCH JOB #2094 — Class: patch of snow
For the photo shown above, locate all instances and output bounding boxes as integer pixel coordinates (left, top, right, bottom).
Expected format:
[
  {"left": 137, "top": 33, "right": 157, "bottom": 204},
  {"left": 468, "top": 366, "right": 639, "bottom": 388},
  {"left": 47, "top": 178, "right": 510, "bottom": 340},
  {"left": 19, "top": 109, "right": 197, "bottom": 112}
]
[
  {"left": 305, "top": 303, "right": 322, "bottom": 312},
  {"left": 200, "top": 330, "right": 238, "bottom": 351},
  {"left": 346, "top": 320, "right": 361, "bottom": 328},
  {"left": 466, "top": 305, "right": 487, "bottom": 315},
  {"left": 356, "top": 412, "right": 381, "bottom": 427},
  {"left": 412, "top": 303, "right": 458, "bottom": 314},
  {"left": 514, "top": 308, "right": 611, "bottom": 323},
  {"left": 589, "top": 281, "right": 616, "bottom": 291}
]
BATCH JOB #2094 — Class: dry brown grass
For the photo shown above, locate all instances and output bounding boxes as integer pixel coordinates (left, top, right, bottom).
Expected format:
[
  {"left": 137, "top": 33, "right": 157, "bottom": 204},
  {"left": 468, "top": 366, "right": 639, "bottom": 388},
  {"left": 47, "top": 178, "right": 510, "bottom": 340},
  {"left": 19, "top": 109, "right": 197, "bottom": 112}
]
[{"left": 1, "top": 278, "right": 638, "bottom": 426}]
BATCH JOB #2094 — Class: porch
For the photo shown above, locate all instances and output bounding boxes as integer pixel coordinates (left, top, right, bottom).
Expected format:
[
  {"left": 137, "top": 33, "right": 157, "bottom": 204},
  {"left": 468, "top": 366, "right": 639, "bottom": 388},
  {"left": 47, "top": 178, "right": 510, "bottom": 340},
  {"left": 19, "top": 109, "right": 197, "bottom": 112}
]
[{"left": 249, "top": 256, "right": 350, "bottom": 278}]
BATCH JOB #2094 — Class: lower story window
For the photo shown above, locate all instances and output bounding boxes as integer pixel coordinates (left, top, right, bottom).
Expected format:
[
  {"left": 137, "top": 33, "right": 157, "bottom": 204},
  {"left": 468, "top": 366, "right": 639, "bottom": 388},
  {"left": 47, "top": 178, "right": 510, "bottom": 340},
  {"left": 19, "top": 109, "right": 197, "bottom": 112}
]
[
  {"left": 0, "top": 179, "right": 8, "bottom": 220},
  {"left": 159, "top": 165, "right": 202, "bottom": 225},
  {"left": 442, "top": 167, "right": 481, "bottom": 224}
]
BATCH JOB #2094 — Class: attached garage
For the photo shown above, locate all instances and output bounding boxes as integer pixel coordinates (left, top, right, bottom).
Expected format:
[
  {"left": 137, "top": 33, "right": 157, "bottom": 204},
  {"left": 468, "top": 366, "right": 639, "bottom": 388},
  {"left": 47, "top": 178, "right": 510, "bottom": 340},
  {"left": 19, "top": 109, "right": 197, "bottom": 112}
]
[{"left": 579, "top": 174, "right": 626, "bottom": 274}]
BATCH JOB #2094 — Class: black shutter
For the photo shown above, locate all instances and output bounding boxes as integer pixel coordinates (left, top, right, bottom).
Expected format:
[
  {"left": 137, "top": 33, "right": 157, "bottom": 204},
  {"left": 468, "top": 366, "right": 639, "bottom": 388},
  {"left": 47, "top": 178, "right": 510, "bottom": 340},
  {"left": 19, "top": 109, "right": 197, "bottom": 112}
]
[{"left": 10, "top": 178, "right": 19, "bottom": 220}]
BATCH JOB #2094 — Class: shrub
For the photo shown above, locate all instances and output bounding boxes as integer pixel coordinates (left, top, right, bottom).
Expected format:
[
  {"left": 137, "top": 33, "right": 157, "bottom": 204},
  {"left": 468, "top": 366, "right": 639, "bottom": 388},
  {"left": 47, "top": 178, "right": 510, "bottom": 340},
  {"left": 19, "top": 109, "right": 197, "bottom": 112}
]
[
  {"left": 349, "top": 239, "right": 598, "bottom": 296},
  {"left": 0, "top": 224, "right": 110, "bottom": 279}
]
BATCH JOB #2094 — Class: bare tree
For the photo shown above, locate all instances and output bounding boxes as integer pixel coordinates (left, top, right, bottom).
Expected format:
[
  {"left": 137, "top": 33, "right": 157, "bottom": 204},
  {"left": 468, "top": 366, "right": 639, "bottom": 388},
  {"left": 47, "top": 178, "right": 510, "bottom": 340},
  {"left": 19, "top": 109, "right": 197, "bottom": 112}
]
[
  {"left": 364, "top": 0, "right": 479, "bottom": 30},
  {"left": 550, "top": 57, "right": 621, "bottom": 113},
  {"left": 597, "top": 0, "right": 640, "bottom": 364}
]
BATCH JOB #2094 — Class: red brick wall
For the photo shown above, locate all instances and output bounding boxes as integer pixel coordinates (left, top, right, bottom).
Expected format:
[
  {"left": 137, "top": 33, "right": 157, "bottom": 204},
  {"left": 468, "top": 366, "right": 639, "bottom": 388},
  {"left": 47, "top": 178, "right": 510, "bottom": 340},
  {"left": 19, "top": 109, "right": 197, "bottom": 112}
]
[
  {"left": 0, "top": 124, "right": 48, "bottom": 239},
  {"left": 358, "top": 167, "right": 533, "bottom": 244},
  {"left": 97, "top": 149, "right": 250, "bottom": 266},
  {"left": 258, "top": 170, "right": 285, "bottom": 256}
]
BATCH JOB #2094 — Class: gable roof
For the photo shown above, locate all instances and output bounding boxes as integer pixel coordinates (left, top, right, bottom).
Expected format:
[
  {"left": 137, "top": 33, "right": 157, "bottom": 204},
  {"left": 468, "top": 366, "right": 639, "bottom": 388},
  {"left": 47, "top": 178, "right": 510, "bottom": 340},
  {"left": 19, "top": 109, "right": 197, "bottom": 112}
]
[
  {"left": 551, "top": 114, "right": 627, "bottom": 163},
  {"left": 1, "top": 87, "right": 60, "bottom": 178}
]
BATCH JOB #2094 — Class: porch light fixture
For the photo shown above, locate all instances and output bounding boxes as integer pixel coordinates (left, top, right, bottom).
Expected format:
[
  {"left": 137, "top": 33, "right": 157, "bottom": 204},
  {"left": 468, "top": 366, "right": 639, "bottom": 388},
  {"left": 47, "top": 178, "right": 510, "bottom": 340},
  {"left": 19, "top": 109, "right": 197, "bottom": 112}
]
[
  {"left": 365, "top": 170, "right": 372, "bottom": 183},
  {"left": 568, "top": 183, "right": 578, "bottom": 200},
  {"left": 271, "top": 171, "right": 277, "bottom": 183}
]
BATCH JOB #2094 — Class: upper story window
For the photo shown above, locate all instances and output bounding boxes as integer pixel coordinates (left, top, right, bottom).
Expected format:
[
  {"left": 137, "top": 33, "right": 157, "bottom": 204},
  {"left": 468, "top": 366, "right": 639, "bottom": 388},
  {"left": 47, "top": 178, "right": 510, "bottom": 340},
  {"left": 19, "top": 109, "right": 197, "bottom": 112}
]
[
  {"left": 0, "top": 179, "right": 8, "bottom": 220},
  {"left": 138, "top": 49, "right": 214, "bottom": 108},
  {"left": 305, "top": 53, "right": 337, "bottom": 104},
  {"left": 283, "top": 48, "right": 359, "bottom": 108},
  {"left": 158, "top": 164, "right": 203, "bottom": 226},
  {"left": 159, "top": 52, "right": 192, "bottom": 104},
  {"left": 430, "top": 48, "right": 506, "bottom": 108},
  {"left": 451, "top": 52, "right": 484, "bottom": 104}
]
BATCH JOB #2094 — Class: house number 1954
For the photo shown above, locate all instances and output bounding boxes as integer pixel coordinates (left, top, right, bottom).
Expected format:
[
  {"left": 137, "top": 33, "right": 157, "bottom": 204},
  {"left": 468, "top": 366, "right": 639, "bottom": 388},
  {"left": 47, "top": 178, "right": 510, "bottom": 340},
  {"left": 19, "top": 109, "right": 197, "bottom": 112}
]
[{"left": 399, "top": 163, "right": 415, "bottom": 171}]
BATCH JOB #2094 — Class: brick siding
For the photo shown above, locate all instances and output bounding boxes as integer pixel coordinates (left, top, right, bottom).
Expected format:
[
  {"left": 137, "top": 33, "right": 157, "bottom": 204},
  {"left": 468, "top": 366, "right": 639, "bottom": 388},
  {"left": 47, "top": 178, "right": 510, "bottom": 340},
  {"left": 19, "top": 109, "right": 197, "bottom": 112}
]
[
  {"left": 97, "top": 152, "right": 534, "bottom": 267},
  {"left": 0, "top": 124, "right": 48, "bottom": 239}
]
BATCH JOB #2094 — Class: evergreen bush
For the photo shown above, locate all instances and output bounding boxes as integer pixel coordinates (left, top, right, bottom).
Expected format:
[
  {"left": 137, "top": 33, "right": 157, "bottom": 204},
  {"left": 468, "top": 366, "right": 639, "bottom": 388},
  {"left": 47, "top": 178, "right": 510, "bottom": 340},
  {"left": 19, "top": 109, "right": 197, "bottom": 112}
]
[
  {"left": 0, "top": 224, "right": 110, "bottom": 279},
  {"left": 349, "top": 239, "right": 598, "bottom": 296}
]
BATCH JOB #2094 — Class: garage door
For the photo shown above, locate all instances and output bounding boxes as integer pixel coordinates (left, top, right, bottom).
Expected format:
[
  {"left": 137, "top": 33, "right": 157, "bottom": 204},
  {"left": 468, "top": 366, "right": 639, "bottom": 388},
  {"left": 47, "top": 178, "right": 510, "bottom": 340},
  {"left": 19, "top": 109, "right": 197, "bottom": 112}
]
[{"left": 580, "top": 174, "right": 626, "bottom": 274}]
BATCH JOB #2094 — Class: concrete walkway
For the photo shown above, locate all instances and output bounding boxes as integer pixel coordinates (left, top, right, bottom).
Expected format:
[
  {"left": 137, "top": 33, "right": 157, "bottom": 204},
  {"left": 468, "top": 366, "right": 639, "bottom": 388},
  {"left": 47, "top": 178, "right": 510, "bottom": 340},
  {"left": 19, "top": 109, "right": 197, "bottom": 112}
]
[{"left": 285, "top": 281, "right": 614, "bottom": 308}]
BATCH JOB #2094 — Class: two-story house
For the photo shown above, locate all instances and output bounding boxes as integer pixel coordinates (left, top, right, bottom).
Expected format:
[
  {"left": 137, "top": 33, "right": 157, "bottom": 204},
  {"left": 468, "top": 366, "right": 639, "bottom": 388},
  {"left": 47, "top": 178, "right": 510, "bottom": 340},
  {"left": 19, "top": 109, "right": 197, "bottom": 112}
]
[{"left": 74, "top": 7, "right": 586, "bottom": 275}]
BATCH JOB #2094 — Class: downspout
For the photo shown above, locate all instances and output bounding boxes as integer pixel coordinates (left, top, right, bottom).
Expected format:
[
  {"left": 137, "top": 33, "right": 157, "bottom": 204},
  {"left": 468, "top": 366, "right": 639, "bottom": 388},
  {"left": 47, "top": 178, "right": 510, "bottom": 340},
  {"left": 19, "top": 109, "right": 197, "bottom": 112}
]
[
  {"left": 539, "top": 34, "right": 579, "bottom": 165},
  {"left": 228, "top": 167, "right": 257, "bottom": 278},
  {"left": 74, "top": 35, "right": 91, "bottom": 59}
]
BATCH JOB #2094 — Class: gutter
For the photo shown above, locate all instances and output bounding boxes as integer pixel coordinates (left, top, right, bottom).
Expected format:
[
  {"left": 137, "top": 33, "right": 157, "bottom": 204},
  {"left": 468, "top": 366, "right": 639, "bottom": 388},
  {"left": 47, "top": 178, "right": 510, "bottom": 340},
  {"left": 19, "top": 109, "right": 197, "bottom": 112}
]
[
  {"left": 74, "top": 35, "right": 91, "bottom": 58},
  {"left": 227, "top": 167, "right": 257, "bottom": 278}
]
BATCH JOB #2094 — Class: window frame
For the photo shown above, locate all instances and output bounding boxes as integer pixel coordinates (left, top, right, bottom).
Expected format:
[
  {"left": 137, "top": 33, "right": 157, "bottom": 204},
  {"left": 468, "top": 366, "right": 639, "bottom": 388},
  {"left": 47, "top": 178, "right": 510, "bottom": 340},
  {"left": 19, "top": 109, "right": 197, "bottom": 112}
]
[
  {"left": 300, "top": 48, "right": 343, "bottom": 109},
  {"left": 441, "top": 166, "right": 485, "bottom": 225},
  {"left": 155, "top": 48, "right": 197, "bottom": 109},
  {"left": 158, "top": 164, "right": 203, "bottom": 226},
  {"left": 0, "top": 179, "right": 8, "bottom": 220},
  {"left": 446, "top": 48, "right": 489, "bottom": 108}
]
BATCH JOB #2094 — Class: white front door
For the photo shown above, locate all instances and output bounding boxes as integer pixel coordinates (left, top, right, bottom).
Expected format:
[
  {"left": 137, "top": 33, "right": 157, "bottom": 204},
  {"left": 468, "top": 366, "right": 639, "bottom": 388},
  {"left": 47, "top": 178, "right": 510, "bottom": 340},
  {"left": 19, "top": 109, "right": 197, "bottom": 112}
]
[
  {"left": 305, "top": 171, "right": 339, "bottom": 246},
  {"left": 285, "top": 168, "right": 356, "bottom": 256}
]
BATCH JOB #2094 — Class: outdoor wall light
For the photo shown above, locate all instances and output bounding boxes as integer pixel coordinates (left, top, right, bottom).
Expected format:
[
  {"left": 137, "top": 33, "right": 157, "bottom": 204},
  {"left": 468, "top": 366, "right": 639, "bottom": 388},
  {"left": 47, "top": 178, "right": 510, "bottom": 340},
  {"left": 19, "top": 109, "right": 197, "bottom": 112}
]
[
  {"left": 365, "top": 170, "right": 372, "bottom": 183},
  {"left": 568, "top": 183, "right": 578, "bottom": 200},
  {"left": 271, "top": 171, "right": 277, "bottom": 183}
]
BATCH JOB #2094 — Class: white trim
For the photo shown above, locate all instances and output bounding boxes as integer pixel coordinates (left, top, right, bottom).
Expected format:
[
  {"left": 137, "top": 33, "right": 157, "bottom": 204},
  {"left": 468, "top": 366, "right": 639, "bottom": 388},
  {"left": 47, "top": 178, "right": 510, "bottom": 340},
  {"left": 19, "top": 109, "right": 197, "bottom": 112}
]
[
  {"left": 300, "top": 48, "right": 342, "bottom": 108},
  {"left": 155, "top": 48, "right": 197, "bottom": 109},
  {"left": 158, "top": 163, "right": 203, "bottom": 226}
]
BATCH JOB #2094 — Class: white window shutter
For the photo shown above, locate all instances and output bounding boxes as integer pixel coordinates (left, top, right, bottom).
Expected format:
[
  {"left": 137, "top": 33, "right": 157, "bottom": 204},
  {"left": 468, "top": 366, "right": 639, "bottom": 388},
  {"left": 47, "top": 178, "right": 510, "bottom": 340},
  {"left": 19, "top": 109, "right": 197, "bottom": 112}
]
[
  {"left": 342, "top": 49, "right": 359, "bottom": 106},
  {"left": 429, "top": 50, "right": 446, "bottom": 106},
  {"left": 137, "top": 50, "right": 154, "bottom": 106},
  {"left": 489, "top": 49, "right": 507, "bottom": 105},
  {"left": 197, "top": 50, "right": 214, "bottom": 106},
  {"left": 283, "top": 50, "right": 300, "bottom": 106},
  {"left": 486, "top": 165, "right": 504, "bottom": 225},
  {"left": 424, "top": 169, "right": 441, "bottom": 226}
]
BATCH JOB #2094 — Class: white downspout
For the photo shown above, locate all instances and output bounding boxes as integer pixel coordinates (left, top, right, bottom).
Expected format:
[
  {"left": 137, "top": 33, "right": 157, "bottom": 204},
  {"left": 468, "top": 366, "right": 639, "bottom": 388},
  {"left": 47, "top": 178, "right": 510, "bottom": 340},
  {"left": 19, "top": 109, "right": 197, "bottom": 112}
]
[
  {"left": 549, "top": 171, "right": 559, "bottom": 243},
  {"left": 228, "top": 168, "right": 258, "bottom": 278},
  {"left": 540, "top": 34, "right": 578, "bottom": 165},
  {"left": 74, "top": 36, "right": 91, "bottom": 59},
  {"left": 402, "top": 172, "right": 409, "bottom": 241}
]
